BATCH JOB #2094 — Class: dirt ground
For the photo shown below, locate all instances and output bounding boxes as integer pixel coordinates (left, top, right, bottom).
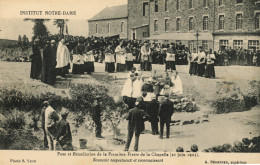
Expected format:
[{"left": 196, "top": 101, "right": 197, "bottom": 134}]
[{"left": 0, "top": 61, "right": 259, "bottom": 151}]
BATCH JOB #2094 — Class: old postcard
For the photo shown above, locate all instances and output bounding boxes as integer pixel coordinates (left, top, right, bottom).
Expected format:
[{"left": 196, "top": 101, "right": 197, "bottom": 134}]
[{"left": 0, "top": 0, "right": 260, "bottom": 164}]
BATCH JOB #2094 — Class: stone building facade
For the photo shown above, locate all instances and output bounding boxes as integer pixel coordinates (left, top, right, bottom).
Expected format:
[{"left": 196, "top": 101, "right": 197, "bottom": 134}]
[
  {"left": 127, "top": 0, "right": 150, "bottom": 40},
  {"left": 128, "top": 0, "right": 260, "bottom": 51},
  {"left": 88, "top": 5, "right": 128, "bottom": 39},
  {"left": 89, "top": 1, "right": 260, "bottom": 51}
]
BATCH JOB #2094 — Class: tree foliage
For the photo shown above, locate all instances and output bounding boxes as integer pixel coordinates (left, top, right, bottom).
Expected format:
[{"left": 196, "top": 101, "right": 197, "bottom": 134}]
[
  {"left": 53, "top": 19, "right": 69, "bottom": 36},
  {"left": 23, "top": 19, "right": 49, "bottom": 38}
]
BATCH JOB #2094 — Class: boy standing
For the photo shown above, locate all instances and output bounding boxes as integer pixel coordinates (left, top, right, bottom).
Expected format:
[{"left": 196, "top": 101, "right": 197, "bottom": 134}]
[{"left": 56, "top": 108, "right": 73, "bottom": 151}]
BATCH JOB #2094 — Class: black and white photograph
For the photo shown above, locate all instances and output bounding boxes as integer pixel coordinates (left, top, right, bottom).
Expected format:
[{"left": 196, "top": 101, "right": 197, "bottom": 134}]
[{"left": 0, "top": 0, "right": 260, "bottom": 164}]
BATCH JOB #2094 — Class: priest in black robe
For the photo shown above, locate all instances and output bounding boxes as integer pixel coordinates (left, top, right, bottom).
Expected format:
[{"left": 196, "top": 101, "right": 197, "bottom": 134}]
[
  {"left": 41, "top": 40, "right": 51, "bottom": 84},
  {"left": 30, "top": 39, "right": 42, "bottom": 79},
  {"left": 49, "top": 40, "right": 57, "bottom": 85}
]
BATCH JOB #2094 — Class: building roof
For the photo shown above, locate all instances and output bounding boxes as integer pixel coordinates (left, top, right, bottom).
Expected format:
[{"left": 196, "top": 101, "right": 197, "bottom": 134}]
[
  {"left": 145, "top": 32, "right": 213, "bottom": 41},
  {"left": 92, "top": 33, "right": 120, "bottom": 38},
  {"left": 88, "top": 4, "right": 127, "bottom": 22},
  {"left": 131, "top": 24, "right": 149, "bottom": 29}
]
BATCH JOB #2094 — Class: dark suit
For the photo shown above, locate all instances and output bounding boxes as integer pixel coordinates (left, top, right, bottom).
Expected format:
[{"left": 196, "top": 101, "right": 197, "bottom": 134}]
[
  {"left": 141, "top": 83, "right": 154, "bottom": 93},
  {"left": 158, "top": 99, "right": 174, "bottom": 138},
  {"left": 92, "top": 105, "right": 102, "bottom": 137},
  {"left": 125, "top": 107, "right": 149, "bottom": 151},
  {"left": 146, "top": 99, "right": 159, "bottom": 135}
]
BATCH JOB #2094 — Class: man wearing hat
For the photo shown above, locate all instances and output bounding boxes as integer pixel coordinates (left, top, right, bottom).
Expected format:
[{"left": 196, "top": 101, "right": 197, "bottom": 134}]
[
  {"left": 92, "top": 95, "right": 104, "bottom": 138},
  {"left": 124, "top": 97, "right": 150, "bottom": 151},
  {"left": 44, "top": 101, "right": 60, "bottom": 150},
  {"left": 158, "top": 94, "right": 174, "bottom": 139},
  {"left": 56, "top": 108, "right": 73, "bottom": 150}
]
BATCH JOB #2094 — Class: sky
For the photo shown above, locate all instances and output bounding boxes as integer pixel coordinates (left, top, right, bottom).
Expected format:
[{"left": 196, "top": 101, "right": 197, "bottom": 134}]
[{"left": 0, "top": 0, "right": 127, "bottom": 41}]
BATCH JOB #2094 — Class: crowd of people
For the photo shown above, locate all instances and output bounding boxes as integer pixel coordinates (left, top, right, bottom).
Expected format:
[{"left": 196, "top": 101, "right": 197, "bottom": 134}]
[
  {"left": 30, "top": 34, "right": 260, "bottom": 85},
  {"left": 215, "top": 47, "right": 260, "bottom": 67},
  {"left": 31, "top": 34, "right": 259, "bottom": 151},
  {"left": 121, "top": 68, "right": 184, "bottom": 151},
  {"left": 29, "top": 34, "right": 200, "bottom": 85},
  {"left": 188, "top": 47, "right": 216, "bottom": 79}
]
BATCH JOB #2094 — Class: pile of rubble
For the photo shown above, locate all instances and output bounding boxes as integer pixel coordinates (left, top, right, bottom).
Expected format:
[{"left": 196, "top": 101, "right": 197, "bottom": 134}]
[{"left": 203, "top": 136, "right": 260, "bottom": 152}]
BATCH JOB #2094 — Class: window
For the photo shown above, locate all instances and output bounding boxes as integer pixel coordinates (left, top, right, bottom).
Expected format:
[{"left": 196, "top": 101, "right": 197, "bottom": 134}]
[
  {"left": 154, "top": 20, "right": 158, "bottom": 32},
  {"left": 95, "top": 24, "right": 98, "bottom": 34},
  {"left": 176, "top": 18, "right": 181, "bottom": 31},
  {"left": 143, "top": 2, "right": 148, "bottom": 16},
  {"left": 233, "top": 40, "right": 243, "bottom": 49},
  {"left": 220, "top": 40, "right": 229, "bottom": 50},
  {"left": 165, "top": 19, "right": 169, "bottom": 32},
  {"left": 121, "top": 22, "right": 124, "bottom": 33},
  {"left": 236, "top": 14, "right": 243, "bottom": 30},
  {"left": 248, "top": 40, "right": 260, "bottom": 50},
  {"left": 143, "top": 32, "right": 147, "bottom": 37},
  {"left": 219, "top": 15, "right": 225, "bottom": 30},
  {"left": 203, "top": 0, "right": 208, "bottom": 7},
  {"left": 107, "top": 23, "right": 110, "bottom": 33},
  {"left": 256, "top": 13, "right": 260, "bottom": 29},
  {"left": 202, "top": 40, "right": 209, "bottom": 51},
  {"left": 189, "top": 40, "right": 195, "bottom": 51},
  {"left": 219, "top": 0, "right": 224, "bottom": 6},
  {"left": 189, "top": 0, "right": 193, "bottom": 9},
  {"left": 176, "top": 0, "right": 180, "bottom": 10},
  {"left": 203, "top": 16, "right": 209, "bottom": 31},
  {"left": 165, "top": 0, "right": 169, "bottom": 11},
  {"left": 236, "top": 0, "right": 242, "bottom": 4},
  {"left": 155, "top": 0, "right": 159, "bottom": 12},
  {"left": 189, "top": 17, "right": 194, "bottom": 31}
]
